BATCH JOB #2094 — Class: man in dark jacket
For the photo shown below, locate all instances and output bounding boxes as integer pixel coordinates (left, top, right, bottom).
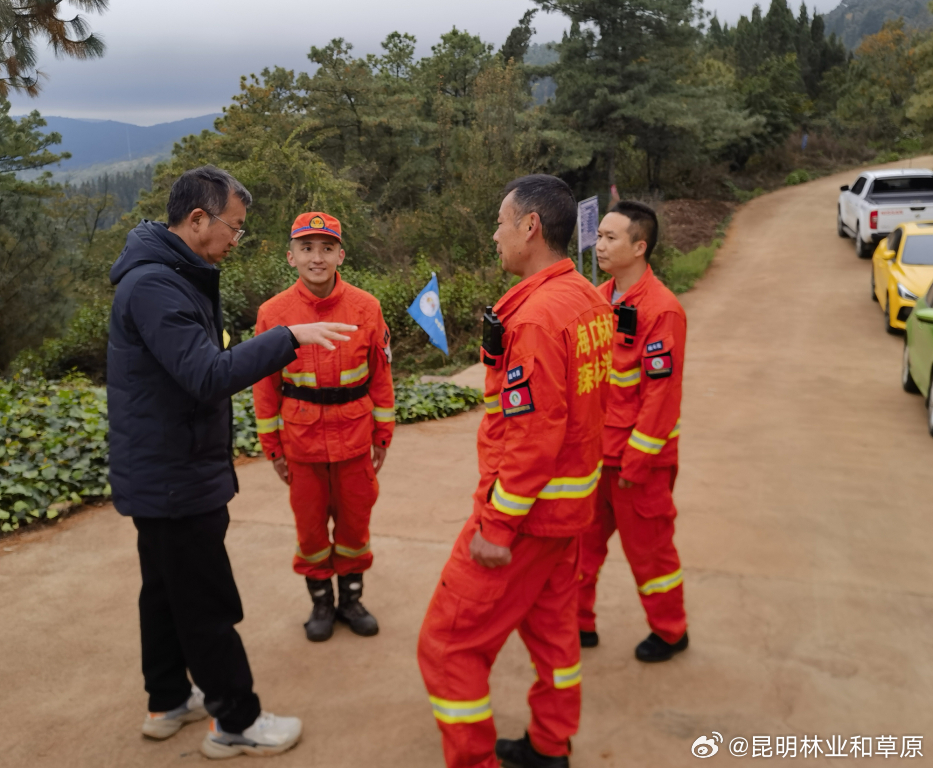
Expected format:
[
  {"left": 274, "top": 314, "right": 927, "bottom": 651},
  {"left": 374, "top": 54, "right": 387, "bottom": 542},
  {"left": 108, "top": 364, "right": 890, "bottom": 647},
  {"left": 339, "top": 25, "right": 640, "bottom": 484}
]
[{"left": 108, "top": 165, "right": 356, "bottom": 759}]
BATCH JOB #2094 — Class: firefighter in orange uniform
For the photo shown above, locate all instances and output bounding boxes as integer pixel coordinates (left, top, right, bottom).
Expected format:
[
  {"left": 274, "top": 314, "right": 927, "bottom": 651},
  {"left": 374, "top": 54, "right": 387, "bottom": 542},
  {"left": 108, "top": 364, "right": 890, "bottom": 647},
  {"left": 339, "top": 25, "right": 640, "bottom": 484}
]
[
  {"left": 577, "top": 201, "right": 689, "bottom": 663},
  {"left": 253, "top": 212, "right": 395, "bottom": 642},
  {"left": 418, "top": 176, "right": 612, "bottom": 768}
]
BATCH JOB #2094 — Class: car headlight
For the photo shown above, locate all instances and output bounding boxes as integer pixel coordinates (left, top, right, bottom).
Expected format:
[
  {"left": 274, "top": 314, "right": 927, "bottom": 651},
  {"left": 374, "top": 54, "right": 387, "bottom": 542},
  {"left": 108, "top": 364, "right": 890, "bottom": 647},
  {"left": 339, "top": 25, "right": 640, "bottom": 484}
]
[{"left": 897, "top": 283, "right": 919, "bottom": 301}]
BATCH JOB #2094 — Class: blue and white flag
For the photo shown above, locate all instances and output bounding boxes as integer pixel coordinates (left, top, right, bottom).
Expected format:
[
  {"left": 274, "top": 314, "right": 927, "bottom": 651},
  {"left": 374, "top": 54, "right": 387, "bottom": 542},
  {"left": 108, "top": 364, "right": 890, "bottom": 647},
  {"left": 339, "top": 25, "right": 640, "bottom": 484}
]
[{"left": 407, "top": 272, "right": 449, "bottom": 355}]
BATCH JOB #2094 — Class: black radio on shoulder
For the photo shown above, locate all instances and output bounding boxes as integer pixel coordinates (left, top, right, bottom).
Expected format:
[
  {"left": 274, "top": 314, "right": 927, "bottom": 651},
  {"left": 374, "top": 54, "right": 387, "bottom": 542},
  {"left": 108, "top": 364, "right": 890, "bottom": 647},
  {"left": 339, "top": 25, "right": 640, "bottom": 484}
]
[
  {"left": 614, "top": 302, "right": 638, "bottom": 337},
  {"left": 482, "top": 306, "right": 504, "bottom": 365}
]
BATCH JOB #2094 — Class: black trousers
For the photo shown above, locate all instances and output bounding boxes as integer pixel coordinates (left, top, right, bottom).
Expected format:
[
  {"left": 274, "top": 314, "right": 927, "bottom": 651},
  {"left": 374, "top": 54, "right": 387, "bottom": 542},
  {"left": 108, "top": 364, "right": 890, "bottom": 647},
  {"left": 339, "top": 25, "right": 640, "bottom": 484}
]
[{"left": 133, "top": 506, "right": 261, "bottom": 733}]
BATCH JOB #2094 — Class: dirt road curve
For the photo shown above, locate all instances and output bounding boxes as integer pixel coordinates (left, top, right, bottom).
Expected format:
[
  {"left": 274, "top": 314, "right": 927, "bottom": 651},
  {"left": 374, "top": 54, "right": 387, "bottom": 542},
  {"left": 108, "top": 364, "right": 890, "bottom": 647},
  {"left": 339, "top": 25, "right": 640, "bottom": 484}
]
[{"left": 3, "top": 160, "right": 933, "bottom": 767}]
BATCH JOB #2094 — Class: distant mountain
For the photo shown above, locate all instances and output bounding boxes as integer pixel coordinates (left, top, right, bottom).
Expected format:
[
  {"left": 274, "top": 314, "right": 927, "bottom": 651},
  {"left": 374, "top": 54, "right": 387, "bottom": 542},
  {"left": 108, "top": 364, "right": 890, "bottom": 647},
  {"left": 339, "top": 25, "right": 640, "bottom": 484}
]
[
  {"left": 824, "top": 0, "right": 933, "bottom": 48},
  {"left": 19, "top": 114, "right": 221, "bottom": 180}
]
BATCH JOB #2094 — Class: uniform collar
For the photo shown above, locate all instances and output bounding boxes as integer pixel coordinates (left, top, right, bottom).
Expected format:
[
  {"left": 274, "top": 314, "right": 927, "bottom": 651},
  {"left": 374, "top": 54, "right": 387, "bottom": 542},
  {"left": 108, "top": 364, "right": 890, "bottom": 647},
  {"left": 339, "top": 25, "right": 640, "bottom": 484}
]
[
  {"left": 494, "top": 258, "right": 575, "bottom": 322},
  {"left": 295, "top": 271, "right": 346, "bottom": 309},
  {"left": 602, "top": 264, "right": 655, "bottom": 305}
]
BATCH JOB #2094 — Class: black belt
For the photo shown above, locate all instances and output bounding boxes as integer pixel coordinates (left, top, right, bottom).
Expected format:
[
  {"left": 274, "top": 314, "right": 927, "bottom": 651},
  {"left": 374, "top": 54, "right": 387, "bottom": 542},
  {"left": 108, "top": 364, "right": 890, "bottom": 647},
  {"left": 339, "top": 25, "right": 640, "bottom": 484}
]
[{"left": 282, "top": 381, "right": 369, "bottom": 405}]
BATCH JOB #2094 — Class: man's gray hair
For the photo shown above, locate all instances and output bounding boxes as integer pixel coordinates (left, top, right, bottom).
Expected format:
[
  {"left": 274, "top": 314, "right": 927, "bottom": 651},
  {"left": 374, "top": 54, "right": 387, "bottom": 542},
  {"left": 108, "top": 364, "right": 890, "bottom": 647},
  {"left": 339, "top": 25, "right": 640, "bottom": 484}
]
[{"left": 166, "top": 165, "right": 252, "bottom": 227}]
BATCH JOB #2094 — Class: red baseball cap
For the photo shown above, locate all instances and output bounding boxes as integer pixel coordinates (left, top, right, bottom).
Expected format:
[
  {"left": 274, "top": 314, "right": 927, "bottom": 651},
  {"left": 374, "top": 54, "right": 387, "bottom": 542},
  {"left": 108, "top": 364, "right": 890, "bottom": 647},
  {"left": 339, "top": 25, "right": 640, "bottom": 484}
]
[{"left": 290, "top": 211, "right": 342, "bottom": 242}]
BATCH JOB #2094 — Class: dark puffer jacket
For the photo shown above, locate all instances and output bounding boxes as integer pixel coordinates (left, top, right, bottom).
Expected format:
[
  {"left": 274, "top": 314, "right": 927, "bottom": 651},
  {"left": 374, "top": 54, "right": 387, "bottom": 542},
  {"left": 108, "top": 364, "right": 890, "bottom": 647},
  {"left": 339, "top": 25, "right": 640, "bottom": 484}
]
[{"left": 107, "top": 221, "right": 297, "bottom": 518}]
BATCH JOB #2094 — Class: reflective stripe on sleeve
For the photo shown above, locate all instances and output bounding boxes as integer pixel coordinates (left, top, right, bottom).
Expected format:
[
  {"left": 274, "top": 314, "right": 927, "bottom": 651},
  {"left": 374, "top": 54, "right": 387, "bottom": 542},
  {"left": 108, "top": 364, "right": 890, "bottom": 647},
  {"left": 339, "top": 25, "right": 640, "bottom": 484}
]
[
  {"left": 491, "top": 480, "right": 535, "bottom": 516},
  {"left": 340, "top": 361, "right": 370, "bottom": 385},
  {"left": 537, "top": 462, "right": 603, "bottom": 500},
  {"left": 295, "top": 544, "right": 332, "bottom": 564},
  {"left": 256, "top": 415, "right": 283, "bottom": 434},
  {"left": 628, "top": 429, "right": 667, "bottom": 455},
  {"left": 373, "top": 406, "right": 396, "bottom": 423},
  {"left": 283, "top": 370, "right": 317, "bottom": 387},
  {"left": 484, "top": 394, "right": 502, "bottom": 415},
  {"left": 638, "top": 569, "right": 683, "bottom": 596},
  {"left": 668, "top": 419, "right": 681, "bottom": 439},
  {"left": 609, "top": 367, "right": 641, "bottom": 388},
  {"left": 553, "top": 662, "right": 582, "bottom": 689},
  {"left": 429, "top": 695, "right": 493, "bottom": 725}
]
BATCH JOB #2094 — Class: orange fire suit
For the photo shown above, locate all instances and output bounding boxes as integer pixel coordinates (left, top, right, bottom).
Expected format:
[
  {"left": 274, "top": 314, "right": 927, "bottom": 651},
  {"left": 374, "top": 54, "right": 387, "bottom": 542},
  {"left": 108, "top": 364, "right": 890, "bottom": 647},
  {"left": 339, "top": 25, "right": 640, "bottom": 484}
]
[
  {"left": 578, "top": 265, "right": 688, "bottom": 644},
  {"left": 252, "top": 274, "right": 394, "bottom": 579},
  {"left": 418, "top": 259, "right": 612, "bottom": 767}
]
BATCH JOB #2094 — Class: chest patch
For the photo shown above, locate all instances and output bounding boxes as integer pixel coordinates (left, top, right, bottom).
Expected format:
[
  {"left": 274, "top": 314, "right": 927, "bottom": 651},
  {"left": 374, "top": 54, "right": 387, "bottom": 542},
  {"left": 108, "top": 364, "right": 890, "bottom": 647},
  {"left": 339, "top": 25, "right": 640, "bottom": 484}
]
[
  {"left": 646, "top": 340, "right": 664, "bottom": 354},
  {"left": 502, "top": 385, "right": 534, "bottom": 417},
  {"left": 645, "top": 353, "right": 673, "bottom": 379},
  {"left": 506, "top": 365, "right": 524, "bottom": 385}
]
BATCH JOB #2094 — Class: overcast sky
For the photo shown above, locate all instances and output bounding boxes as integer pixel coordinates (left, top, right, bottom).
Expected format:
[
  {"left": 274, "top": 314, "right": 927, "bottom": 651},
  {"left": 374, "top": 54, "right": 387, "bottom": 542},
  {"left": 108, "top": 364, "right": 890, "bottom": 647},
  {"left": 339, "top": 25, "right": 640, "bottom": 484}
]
[{"left": 7, "top": 0, "right": 836, "bottom": 125}]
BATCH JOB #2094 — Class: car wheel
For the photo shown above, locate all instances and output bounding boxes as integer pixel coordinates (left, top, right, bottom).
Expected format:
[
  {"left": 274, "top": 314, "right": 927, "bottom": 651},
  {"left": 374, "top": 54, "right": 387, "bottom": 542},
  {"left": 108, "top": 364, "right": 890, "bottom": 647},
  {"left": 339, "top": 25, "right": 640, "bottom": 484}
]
[
  {"left": 927, "top": 379, "right": 933, "bottom": 436},
  {"left": 837, "top": 208, "right": 848, "bottom": 238},
  {"left": 871, "top": 270, "right": 878, "bottom": 302},
  {"left": 885, "top": 297, "right": 900, "bottom": 335},
  {"left": 856, "top": 227, "right": 873, "bottom": 259},
  {"left": 902, "top": 341, "right": 921, "bottom": 393}
]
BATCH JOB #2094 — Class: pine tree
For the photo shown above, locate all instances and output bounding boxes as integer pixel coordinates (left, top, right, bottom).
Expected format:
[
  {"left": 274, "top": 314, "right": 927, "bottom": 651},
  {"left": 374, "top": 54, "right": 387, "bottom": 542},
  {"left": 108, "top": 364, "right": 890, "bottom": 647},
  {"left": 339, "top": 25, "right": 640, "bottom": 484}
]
[{"left": 0, "top": 0, "right": 108, "bottom": 97}]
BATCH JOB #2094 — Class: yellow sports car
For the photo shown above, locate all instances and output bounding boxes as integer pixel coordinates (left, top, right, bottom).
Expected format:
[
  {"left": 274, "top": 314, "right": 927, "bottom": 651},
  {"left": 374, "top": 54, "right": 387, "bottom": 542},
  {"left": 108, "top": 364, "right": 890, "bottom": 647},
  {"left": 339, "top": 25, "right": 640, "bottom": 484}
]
[{"left": 872, "top": 222, "right": 933, "bottom": 332}]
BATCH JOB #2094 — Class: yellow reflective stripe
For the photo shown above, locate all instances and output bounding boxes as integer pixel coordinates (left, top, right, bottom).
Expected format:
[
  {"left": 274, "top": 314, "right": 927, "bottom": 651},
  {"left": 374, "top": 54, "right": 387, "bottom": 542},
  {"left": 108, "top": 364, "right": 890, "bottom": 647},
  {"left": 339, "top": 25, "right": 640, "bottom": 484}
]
[
  {"left": 638, "top": 569, "right": 683, "bottom": 596},
  {"left": 553, "top": 662, "right": 582, "bottom": 689},
  {"left": 668, "top": 419, "right": 681, "bottom": 439},
  {"left": 340, "top": 361, "right": 369, "bottom": 385},
  {"left": 610, "top": 366, "right": 641, "bottom": 387},
  {"left": 628, "top": 429, "right": 666, "bottom": 455},
  {"left": 282, "top": 370, "right": 317, "bottom": 387},
  {"left": 256, "top": 415, "right": 283, "bottom": 434},
  {"left": 491, "top": 480, "right": 535, "bottom": 516},
  {"left": 334, "top": 542, "right": 371, "bottom": 558},
  {"left": 296, "top": 544, "right": 332, "bottom": 564},
  {"left": 373, "top": 406, "right": 396, "bottom": 423},
  {"left": 429, "top": 695, "right": 492, "bottom": 725},
  {"left": 484, "top": 394, "right": 502, "bottom": 414},
  {"left": 537, "top": 462, "right": 603, "bottom": 500},
  {"left": 222, "top": 329, "right": 231, "bottom": 349}
]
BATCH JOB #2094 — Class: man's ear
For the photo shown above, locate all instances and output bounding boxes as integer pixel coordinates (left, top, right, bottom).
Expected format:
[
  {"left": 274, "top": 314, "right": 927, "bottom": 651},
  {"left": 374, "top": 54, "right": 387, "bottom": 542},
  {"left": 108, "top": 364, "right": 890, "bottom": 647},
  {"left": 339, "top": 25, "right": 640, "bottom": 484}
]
[
  {"left": 635, "top": 240, "right": 648, "bottom": 260},
  {"left": 524, "top": 212, "right": 542, "bottom": 242},
  {"left": 188, "top": 208, "right": 207, "bottom": 233},
  {"left": 337, "top": 249, "right": 347, "bottom": 267},
  {"left": 286, "top": 249, "right": 297, "bottom": 268}
]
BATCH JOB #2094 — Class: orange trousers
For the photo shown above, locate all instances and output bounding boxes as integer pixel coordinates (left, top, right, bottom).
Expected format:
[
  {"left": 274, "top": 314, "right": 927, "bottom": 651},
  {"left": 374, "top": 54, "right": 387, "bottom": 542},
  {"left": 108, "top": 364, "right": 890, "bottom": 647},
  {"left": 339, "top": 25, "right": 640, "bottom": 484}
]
[
  {"left": 418, "top": 516, "right": 581, "bottom": 768},
  {"left": 288, "top": 452, "right": 378, "bottom": 580},
  {"left": 578, "top": 466, "right": 686, "bottom": 644}
]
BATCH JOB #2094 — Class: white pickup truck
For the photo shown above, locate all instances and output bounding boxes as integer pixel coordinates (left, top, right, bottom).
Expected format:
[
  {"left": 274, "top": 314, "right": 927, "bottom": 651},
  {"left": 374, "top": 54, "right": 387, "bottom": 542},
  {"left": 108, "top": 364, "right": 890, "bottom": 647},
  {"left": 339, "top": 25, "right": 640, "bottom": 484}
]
[{"left": 837, "top": 169, "right": 933, "bottom": 258}]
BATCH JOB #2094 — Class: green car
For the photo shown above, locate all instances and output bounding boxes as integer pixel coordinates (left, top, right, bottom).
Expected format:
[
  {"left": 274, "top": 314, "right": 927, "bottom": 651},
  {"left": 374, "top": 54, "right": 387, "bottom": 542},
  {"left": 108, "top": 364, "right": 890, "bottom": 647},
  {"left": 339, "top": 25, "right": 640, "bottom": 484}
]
[{"left": 902, "top": 281, "right": 933, "bottom": 434}]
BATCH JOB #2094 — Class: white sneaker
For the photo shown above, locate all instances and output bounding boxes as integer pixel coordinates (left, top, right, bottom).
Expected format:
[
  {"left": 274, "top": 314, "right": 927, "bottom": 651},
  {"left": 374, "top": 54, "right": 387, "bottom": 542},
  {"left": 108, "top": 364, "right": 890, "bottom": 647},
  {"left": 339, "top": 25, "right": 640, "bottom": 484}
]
[
  {"left": 142, "top": 686, "right": 208, "bottom": 740},
  {"left": 200, "top": 711, "right": 303, "bottom": 759}
]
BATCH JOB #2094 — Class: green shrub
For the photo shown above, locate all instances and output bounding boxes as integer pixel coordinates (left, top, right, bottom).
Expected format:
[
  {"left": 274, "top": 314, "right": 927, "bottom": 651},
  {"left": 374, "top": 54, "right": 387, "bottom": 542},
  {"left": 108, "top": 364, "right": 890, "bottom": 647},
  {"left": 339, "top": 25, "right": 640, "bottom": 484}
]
[
  {"left": 785, "top": 169, "right": 810, "bottom": 186},
  {"left": 655, "top": 238, "right": 723, "bottom": 295},
  {"left": 0, "top": 376, "right": 110, "bottom": 532},
  {"left": 1, "top": 377, "right": 481, "bottom": 534},
  {"left": 394, "top": 379, "right": 483, "bottom": 424},
  {"left": 874, "top": 150, "right": 902, "bottom": 164}
]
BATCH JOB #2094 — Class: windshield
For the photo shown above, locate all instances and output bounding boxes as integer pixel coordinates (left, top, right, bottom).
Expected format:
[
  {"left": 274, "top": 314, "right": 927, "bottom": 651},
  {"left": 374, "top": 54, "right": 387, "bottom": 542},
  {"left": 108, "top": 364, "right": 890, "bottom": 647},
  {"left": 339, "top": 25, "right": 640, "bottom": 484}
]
[
  {"left": 901, "top": 235, "right": 933, "bottom": 265},
  {"left": 870, "top": 177, "right": 933, "bottom": 194}
]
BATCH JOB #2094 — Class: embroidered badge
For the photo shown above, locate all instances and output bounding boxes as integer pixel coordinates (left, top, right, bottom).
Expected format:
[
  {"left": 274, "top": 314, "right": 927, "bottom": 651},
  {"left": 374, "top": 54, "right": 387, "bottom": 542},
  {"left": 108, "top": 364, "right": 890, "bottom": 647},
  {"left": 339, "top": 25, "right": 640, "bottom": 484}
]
[
  {"left": 506, "top": 365, "right": 524, "bottom": 385},
  {"left": 310, "top": 215, "right": 325, "bottom": 229},
  {"left": 502, "top": 385, "right": 535, "bottom": 417},
  {"left": 383, "top": 329, "right": 390, "bottom": 345},
  {"left": 644, "top": 353, "right": 673, "bottom": 379},
  {"left": 646, "top": 340, "right": 664, "bottom": 354}
]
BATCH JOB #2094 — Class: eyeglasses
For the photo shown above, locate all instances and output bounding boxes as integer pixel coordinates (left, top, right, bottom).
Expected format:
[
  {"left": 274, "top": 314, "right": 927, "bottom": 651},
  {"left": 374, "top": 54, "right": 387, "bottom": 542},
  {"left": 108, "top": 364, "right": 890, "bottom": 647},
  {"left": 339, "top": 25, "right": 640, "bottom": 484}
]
[{"left": 209, "top": 213, "right": 246, "bottom": 243}]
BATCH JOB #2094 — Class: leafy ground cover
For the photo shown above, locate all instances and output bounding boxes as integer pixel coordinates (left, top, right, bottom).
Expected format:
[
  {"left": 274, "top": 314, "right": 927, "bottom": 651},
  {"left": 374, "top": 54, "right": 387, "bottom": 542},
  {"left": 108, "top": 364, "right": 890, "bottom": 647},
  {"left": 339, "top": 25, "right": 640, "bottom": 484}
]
[{"left": 1, "top": 377, "right": 481, "bottom": 533}]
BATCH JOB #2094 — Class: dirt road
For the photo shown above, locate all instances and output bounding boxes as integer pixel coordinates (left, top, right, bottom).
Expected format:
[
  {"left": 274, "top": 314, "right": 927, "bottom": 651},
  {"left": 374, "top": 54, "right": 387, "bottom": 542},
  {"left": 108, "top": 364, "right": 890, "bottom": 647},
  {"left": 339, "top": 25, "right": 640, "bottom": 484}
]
[{"left": 3, "top": 160, "right": 933, "bottom": 767}]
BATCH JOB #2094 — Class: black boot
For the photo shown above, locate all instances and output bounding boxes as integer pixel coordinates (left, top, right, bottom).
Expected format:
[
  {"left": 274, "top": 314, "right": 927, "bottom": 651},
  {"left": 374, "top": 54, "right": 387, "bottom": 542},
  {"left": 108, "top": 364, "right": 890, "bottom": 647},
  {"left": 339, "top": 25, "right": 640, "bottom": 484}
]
[
  {"left": 304, "top": 578, "right": 336, "bottom": 642},
  {"left": 579, "top": 630, "right": 599, "bottom": 648},
  {"left": 335, "top": 573, "right": 379, "bottom": 637},
  {"left": 635, "top": 631, "right": 689, "bottom": 662},
  {"left": 495, "top": 732, "right": 569, "bottom": 768}
]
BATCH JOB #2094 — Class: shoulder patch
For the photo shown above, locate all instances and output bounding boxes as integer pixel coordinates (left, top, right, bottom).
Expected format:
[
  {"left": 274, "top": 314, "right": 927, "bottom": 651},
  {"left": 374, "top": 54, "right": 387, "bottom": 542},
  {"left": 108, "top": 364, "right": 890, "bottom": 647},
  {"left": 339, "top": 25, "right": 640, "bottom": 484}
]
[
  {"left": 502, "top": 384, "right": 534, "bottom": 417},
  {"left": 644, "top": 353, "right": 673, "bottom": 379},
  {"left": 506, "top": 365, "right": 524, "bottom": 385},
  {"left": 646, "top": 340, "right": 664, "bottom": 354}
]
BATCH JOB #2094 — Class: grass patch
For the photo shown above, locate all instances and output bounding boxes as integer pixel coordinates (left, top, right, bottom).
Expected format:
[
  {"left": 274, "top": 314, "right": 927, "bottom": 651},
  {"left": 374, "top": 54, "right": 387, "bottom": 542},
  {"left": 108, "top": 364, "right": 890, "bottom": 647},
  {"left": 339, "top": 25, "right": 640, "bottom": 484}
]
[{"left": 656, "top": 217, "right": 731, "bottom": 295}]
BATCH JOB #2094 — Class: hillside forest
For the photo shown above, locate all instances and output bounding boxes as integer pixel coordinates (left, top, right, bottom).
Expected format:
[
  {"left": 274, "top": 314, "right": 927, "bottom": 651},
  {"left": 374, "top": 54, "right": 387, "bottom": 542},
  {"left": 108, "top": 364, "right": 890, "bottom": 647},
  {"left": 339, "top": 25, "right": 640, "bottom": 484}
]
[{"left": 3, "top": 0, "right": 932, "bottom": 379}]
